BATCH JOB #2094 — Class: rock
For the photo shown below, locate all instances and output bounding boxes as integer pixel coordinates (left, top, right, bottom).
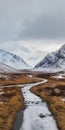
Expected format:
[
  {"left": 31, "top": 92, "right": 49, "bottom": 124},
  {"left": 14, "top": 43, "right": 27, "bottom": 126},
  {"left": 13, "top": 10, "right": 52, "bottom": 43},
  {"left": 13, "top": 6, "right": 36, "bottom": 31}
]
[
  {"left": 36, "top": 101, "right": 39, "bottom": 104},
  {"left": 39, "top": 113, "right": 45, "bottom": 118}
]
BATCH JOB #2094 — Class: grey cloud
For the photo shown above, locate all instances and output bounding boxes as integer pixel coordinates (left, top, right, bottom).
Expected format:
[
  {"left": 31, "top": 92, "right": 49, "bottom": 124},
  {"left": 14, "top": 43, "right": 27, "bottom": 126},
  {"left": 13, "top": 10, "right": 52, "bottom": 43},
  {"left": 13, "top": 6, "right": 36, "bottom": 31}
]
[
  {"left": 19, "top": 15, "right": 65, "bottom": 40},
  {"left": 20, "top": 46, "right": 31, "bottom": 53},
  {"left": 0, "top": 0, "right": 65, "bottom": 42}
]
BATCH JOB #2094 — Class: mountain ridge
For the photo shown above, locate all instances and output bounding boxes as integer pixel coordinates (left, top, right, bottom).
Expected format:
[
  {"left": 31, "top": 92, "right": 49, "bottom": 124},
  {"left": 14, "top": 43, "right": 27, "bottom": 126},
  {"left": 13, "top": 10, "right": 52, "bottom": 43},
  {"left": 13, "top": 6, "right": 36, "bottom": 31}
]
[
  {"left": 0, "top": 62, "right": 17, "bottom": 73},
  {"left": 34, "top": 44, "right": 65, "bottom": 72},
  {"left": 0, "top": 50, "right": 31, "bottom": 70}
]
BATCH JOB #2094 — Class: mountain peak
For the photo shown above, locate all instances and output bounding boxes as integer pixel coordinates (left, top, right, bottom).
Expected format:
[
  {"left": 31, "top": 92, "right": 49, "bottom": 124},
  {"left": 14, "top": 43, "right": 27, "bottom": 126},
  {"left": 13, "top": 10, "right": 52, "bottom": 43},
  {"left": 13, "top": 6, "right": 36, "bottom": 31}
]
[
  {"left": 0, "top": 50, "right": 31, "bottom": 70},
  {"left": 60, "top": 44, "right": 65, "bottom": 50},
  {"left": 34, "top": 44, "right": 65, "bottom": 72}
]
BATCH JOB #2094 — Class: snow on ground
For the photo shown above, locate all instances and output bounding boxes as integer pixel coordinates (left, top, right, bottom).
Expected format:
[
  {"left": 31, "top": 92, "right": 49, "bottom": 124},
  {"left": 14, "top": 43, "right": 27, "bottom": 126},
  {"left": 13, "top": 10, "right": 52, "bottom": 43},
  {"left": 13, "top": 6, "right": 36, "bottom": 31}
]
[
  {"left": 0, "top": 74, "right": 11, "bottom": 80},
  {"left": 54, "top": 75, "right": 63, "bottom": 79},
  {"left": 51, "top": 74, "right": 63, "bottom": 79},
  {"left": 61, "top": 98, "right": 65, "bottom": 102},
  {"left": 28, "top": 75, "right": 32, "bottom": 78},
  {"left": 51, "top": 73, "right": 65, "bottom": 79},
  {"left": 0, "top": 92, "right": 4, "bottom": 95},
  {"left": 20, "top": 80, "right": 58, "bottom": 130},
  {"left": 21, "top": 105, "right": 58, "bottom": 130}
]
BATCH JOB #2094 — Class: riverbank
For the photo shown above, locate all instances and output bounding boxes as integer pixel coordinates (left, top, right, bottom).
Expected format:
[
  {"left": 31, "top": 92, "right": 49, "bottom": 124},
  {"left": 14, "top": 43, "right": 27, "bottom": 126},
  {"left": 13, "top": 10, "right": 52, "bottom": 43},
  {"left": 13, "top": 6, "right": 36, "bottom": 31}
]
[
  {"left": 0, "top": 73, "right": 42, "bottom": 86},
  {"left": 0, "top": 86, "right": 24, "bottom": 130},
  {"left": 31, "top": 78, "right": 65, "bottom": 130},
  {"left": 0, "top": 73, "right": 42, "bottom": 130},
  {"left": 12, "top": 108, "right": 24, "bottom": 130},
  {"left": 19, "top": 80, "right": 58, "bottom": 130},
  {"left": 1, "top": 72, "right": 65, "bottom": 130}
]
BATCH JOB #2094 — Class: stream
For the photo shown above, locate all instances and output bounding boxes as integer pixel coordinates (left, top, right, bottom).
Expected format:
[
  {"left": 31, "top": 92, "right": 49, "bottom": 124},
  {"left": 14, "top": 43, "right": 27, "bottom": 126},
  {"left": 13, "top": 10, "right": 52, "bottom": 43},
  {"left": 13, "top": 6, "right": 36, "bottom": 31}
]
[{"left": 19, "top": 79, "right": 59, "bottom": 130}]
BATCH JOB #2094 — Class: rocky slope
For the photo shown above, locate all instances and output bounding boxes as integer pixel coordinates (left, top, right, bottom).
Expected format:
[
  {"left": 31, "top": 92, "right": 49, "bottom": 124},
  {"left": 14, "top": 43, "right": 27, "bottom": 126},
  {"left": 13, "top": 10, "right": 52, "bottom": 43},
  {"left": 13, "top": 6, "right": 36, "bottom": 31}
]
[
  {"left": 0, "top": 62, "right": 17, "bottom": 73},
  {"left": 34, "top": 44, "right": 65, "bottom": 72},
  {"left": 0, "top": 50, "right": 30, "bottom": 70}
]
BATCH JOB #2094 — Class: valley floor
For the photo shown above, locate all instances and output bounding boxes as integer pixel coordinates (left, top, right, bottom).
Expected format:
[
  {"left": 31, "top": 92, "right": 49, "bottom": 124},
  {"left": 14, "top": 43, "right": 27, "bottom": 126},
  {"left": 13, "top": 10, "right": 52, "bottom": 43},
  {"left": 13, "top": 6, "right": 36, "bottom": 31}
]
[
  {"left": 31, "top": 73, "right": 65, "bottom": 130},
  {"left": 0, "top": 73, "right": 41, "bottom": 130},
  {"left": 0, "top": 86, "right": 24, "bottom": 130},
  {"left": 0, "top": 72, "right": 65, "bottom": 130}
]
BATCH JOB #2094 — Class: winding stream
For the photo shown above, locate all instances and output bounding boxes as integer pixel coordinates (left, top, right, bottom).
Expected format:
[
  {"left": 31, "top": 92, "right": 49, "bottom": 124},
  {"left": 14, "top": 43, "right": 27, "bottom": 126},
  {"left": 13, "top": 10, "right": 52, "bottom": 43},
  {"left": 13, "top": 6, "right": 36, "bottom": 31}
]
[{"left": 19, "top": 79, "right": 59, "bottom": 130}]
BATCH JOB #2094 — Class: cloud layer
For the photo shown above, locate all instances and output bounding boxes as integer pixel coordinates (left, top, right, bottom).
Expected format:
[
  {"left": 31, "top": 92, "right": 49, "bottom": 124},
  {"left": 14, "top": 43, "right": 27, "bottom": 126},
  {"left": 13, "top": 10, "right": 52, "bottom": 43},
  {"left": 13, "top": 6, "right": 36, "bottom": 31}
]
[
  {"left": 0, "top": 0, "right": 65, "bottom": 65},
  {"left": 0, "top": 0, "right": 65, "bottom": 42}
]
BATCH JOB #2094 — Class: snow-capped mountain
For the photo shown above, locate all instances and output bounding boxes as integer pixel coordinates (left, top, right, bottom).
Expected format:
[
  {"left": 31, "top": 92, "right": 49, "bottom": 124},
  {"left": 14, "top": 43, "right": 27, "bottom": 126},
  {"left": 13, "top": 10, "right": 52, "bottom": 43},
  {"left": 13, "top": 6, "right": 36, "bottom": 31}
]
[
  {"left": 0, "top": 50, "right": 31, "bottom": 70},
  {"left": 34, "top": 44, "right": 65, "bottom": 72},
  {"left": 13, "top": 45, "right": 47, "bottom": 67},
  {"left": 0, "top": 62, "right": 17, "bottom": 73},
  {"left": 27, "top": 51, "right": 47, "bottom": 67}
]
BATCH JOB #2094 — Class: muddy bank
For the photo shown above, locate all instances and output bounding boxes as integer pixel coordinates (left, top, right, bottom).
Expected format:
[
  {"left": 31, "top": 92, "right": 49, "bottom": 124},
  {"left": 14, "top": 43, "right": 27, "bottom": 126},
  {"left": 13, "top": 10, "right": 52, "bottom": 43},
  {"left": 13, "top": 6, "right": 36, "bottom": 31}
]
[
  {"left": 0, "top": 86, "right": 24, "bottom": 130},
  {"left": 12, "top": 109, "right": 24, "bottom": 130}
]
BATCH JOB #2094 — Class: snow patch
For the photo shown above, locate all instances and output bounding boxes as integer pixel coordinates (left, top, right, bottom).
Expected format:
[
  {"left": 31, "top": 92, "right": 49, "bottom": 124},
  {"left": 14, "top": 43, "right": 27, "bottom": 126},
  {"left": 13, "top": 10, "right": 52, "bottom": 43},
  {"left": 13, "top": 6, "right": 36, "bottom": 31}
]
[{"left": 61, "top": 98, "right": 65, "bottom": 102}]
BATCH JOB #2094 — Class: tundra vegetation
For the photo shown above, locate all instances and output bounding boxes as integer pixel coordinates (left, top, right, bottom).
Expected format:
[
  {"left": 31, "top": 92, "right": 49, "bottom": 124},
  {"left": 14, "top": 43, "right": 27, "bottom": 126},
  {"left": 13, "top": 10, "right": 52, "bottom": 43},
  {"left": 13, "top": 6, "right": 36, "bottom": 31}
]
[
  {"left": 0, "top": 73, "right": 41, "bottom": 130},
  {"left": 31, "top": 73, "right": 65, "bottom": 130}
]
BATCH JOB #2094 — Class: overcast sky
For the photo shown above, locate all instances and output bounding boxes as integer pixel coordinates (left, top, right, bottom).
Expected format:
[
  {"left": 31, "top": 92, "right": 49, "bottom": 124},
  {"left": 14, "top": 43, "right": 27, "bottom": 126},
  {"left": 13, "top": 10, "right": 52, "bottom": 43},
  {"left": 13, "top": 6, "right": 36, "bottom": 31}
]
[{"left": 0, "top": 0, "right": 65, "bottom": 57}]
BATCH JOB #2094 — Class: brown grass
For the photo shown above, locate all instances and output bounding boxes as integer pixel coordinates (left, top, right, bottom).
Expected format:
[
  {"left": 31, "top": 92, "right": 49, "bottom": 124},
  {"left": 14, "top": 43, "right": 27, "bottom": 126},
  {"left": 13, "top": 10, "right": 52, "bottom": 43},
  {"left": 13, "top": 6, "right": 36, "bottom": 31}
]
[
  {"left": 1, "top": 72, "right": 65, "bottom": 130},
  {"left": 0, "top": 73, "right": 42, "bottom": 86},
  {"left": 0, "top": 73, "right": 42, "bottom": 130},
  {"left": 0, "top": 86, "right": 24, "bottom": 130},
  {"left": 31, "top": 76, "right": 65, "bottom": 130}
]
